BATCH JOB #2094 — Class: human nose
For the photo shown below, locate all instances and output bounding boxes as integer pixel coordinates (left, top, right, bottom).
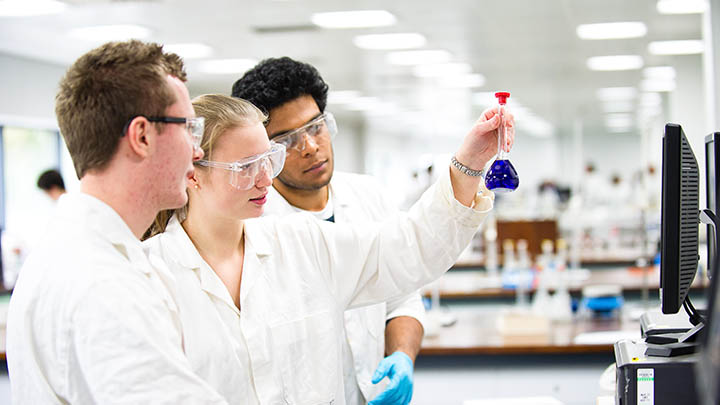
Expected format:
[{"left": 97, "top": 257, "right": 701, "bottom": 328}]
[
  {"left": 255, "top": 166, "right": 273, "bottom": 188},
  {"left": 192, "top": 145, "right": 204, "bottom": 161},
  {"left": 301, "top": 132, "right": 319, "bottom": 156}
]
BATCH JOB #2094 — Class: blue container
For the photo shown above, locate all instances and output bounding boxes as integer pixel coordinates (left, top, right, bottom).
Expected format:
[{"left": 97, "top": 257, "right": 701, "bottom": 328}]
[{"left": 485, "top": 159, "right": 520, "bottom": 193}]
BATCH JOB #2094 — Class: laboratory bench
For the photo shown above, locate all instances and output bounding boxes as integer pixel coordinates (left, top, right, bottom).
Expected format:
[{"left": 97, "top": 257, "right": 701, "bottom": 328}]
[
  {"left": 421, "top": 265, "right": 709, "bottom": 300},
  {"left": 419, "top": 309, "right": 639, "bottom": 357}
]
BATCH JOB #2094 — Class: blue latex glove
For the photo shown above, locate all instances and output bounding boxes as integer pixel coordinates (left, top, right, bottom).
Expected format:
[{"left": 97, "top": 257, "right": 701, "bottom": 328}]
[{"left": 368, "top": 351, "right": 414, "bottom": 405}]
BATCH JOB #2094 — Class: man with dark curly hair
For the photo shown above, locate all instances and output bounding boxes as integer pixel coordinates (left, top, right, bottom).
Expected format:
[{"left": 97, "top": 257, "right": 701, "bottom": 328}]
[{"left": 232, "top": 57, "right": 426, "bottom": 405}]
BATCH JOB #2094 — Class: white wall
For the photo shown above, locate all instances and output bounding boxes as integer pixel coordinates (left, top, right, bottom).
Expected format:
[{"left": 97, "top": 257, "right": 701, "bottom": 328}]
[{"left": 0, "top": 53, "right": 65, "bottom": 128}]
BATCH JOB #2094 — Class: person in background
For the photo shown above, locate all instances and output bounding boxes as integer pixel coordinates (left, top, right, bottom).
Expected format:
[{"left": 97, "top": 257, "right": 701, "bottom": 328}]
[
  {"left": 143, "top": 93, "right": 511, "bottom": 404},
  {"left": 36, "top": 169, "right": 66, "bottom": 201},
  {"left": 231, "top": 57, "right": 425, "bottom": 405},
  {"left": 580, "top": 161, "right": 609, "bottom": 207},
  {"left": 6, "top": 40, "right": 229, "bottom": 404}
]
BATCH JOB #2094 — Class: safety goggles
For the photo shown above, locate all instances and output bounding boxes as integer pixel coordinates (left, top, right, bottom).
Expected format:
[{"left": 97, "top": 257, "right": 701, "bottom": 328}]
[
  {"left": 194, "top": 142, "right": 286, "bottom": 190},
  {"left": 270, "top": 112, "right": 337, "bottom": 152}
]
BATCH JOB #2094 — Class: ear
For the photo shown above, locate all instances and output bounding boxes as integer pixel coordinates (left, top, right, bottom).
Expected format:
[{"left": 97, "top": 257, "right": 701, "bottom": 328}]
[{"left": 125, "top": 116, "right": 153, "bottom": 158}]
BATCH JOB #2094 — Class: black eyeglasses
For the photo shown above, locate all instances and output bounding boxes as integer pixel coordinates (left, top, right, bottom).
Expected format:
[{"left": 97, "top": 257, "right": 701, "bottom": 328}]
[{"left": 123, "top": 115, "right": 205, "bottom": 151}]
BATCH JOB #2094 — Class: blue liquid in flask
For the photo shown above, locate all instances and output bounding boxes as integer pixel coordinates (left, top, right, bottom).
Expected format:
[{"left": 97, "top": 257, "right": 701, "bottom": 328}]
[
  {"left": 485, "top": 159, "right": 519, "bottom": 193},
  {"left": 485, "top": 91, "right": 519, "bottom": 193}
]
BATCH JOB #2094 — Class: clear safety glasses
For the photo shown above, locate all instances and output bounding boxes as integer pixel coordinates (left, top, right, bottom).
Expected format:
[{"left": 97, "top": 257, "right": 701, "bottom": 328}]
[
  {"left": 146, "top": 116, "right": 205, "bottom": 152},
  {"left": 194, "top": 142, "right": 286, "bottom": 190},
  {"left": 270, "top": 112, "right": 337, "bottom": 152},
  {"left": 124, "top": 115, "right": 205, "bottom": 152}
]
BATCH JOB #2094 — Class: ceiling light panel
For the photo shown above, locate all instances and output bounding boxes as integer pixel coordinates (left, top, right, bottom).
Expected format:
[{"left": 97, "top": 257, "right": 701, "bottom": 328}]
[
  {"left": 657, "top": 0, "right": 708, "bottom": 14},
  {"left": 576, "top": 22, "right": 647, "bottom": 40},
  {"left": 643, "top": 66, "right": 676, "bottom": 79},
  {"left": 648, "top": 40, "right": 704, "bottom": 55},
  {"left": 0, "top": 0, "right": 66, "bottom": 17},
  {"left": 587, "top": 55, "right": 643, "bottom": 71},
  {"left": 311, "top": 10, "right": 396, "bottom": 29},
  {"left": 353, "top": 33, "right": 426, "bottom": 50}
]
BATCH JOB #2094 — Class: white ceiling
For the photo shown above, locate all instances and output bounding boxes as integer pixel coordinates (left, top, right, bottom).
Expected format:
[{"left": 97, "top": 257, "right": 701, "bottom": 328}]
[{"left": 0, "top": 0, "right": 706, "bottom": 136}]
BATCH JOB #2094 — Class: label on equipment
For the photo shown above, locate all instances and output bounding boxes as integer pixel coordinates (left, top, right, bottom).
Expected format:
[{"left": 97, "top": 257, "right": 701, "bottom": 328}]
[{"left": 637, "top": 368, "right": 654, "bottom": 405}]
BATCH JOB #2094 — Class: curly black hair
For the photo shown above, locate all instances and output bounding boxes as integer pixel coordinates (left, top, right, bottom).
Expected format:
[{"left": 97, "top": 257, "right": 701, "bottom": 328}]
[{"left": 230, "top": 57, "right": 329, "bottom": 117}]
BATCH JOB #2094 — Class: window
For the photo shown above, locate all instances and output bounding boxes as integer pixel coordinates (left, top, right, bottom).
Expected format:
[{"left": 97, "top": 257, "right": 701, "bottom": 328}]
[{"left": 1, "top": 126, "right": 62, "bottom": 288}]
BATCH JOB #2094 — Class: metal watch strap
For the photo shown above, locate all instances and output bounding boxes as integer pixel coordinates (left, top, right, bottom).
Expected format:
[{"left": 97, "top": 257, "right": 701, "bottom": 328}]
[{"left": 451, "top": 156, "right": 485, "bottom": 177}]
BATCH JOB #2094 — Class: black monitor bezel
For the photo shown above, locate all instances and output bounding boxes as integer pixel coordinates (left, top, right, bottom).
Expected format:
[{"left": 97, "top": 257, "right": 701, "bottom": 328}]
[{"left": 660, "top": 123, "right": 700, "bottom": 314}]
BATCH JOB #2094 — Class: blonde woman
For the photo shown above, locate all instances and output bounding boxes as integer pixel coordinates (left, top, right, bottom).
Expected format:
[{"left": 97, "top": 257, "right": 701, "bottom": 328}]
[{"left": 144, "top": 94, "right": 513, "bottom": 404}]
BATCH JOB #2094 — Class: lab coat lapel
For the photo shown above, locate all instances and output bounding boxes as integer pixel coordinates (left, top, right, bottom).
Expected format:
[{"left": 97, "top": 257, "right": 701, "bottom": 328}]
[
  {"left": 328, "top": 179, "right": 355, "bottom": 223},
  {"left": 164, "top": 216, "right": 241, "bottom": 316},
  {"left": 239, "top": 219, "right": 272, "bottom": 305}
]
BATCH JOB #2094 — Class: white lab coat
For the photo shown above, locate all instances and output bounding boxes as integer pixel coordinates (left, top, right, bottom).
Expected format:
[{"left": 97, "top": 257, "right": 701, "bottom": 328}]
[
  {"left": 264, "top": 171, "right": 427, "bottom": 404},
  {"left": 6, "top": 193, "right": 227, "bottom": 405},
  {"left": 144, "top": 166, "right": 493, "bottom": 404}
]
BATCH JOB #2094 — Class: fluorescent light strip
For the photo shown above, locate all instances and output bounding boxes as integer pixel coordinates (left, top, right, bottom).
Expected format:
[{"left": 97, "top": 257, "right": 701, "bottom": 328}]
[
  {"left": 164, "top": 43, "right": 213, "bottom": 59},
  {"left": 643, "top": 66, "right": 676, "bottom": 79},
  {"left": 68, "top": 24, "right": 152, "bottom": 42},
  {"left": 0, "top": 0, "right": 67, "bottom": 17},
  {"left": 657, "top": 0, "right": 708, "bottom": 14},
  {"left": 386, "top": 50, "right": 452, "bottom": 65},
  {"left": 587, "top": 55, "right": 643, "bottom": 71},
  {"left": 648, "top": 40, "right": 704, "bottom": 55},
  {"left": 312, "top": 10, "right": 396, "bottom": 28},
  {"left": 197, "top": 59, "right": 258, "bottom": 75},
  {"left": 353, "top": 33, "right": 426, "bottom": 50},
  {"left": 576, "top": 22, "right": 647, "bottom": 40}
]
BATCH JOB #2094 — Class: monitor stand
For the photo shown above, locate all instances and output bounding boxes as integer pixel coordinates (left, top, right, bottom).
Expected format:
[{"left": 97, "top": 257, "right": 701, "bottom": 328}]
[{"left": 645, "top": 322, "right": 704, "bottom": 357}]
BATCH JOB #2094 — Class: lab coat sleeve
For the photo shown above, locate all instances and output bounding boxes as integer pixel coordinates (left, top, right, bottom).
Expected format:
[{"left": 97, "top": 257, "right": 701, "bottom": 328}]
[
  {"left": 385, "top": 291, "right": 427, "bottom": 331},
  {"left": 70, "top": 278, "right": 229, "bottom": 405},
  {"left": 314, "top": 164, "right": 493, "bottom": 310}
]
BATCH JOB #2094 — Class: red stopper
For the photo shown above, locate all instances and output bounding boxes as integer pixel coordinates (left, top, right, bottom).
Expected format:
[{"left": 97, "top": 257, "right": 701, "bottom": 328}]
[{"left": 495, "top": 91, "right": 510, "bottom": 105}]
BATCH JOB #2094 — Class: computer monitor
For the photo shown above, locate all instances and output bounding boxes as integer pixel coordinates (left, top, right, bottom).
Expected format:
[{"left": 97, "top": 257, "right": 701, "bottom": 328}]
[
  {"left": 698, "top": 132, "right": 720, "bottom": 404},
  {"left": 698, "top": 244, "right": 720, "bottom": 404},
  {"left": 661, "top": 123, "right": 700, "bottom": 315},
  {"left": 706, "top": 132, "right": 720, "bottom": 279}
]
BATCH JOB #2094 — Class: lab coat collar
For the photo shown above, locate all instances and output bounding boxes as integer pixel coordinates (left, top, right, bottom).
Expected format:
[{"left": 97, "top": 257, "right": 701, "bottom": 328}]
[
  {"left": 265, "top": 175, "right": 351, "bottom": 215},
  {"left": 328, "top": 178, "right": 352, "bottom": 211},
  {"left": 163, "top": 216, "right": 242, "bottom": 315},
  {"left": 57, "top": 192, "right": 152, "bottom": 273},
  {"left": 243, "top": 218, "right": 272, "bottom": 258},
  {"left": 163, "top": 216, "right": 206, "bottom": 270}
]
